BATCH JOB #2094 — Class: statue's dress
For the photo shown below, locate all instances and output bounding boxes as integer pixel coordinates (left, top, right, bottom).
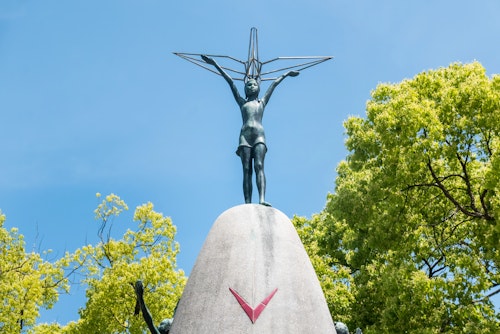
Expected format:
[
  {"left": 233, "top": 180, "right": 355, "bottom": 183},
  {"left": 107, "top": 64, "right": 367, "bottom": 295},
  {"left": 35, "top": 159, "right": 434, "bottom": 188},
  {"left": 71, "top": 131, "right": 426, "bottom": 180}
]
[{"left": 236, "top": 99, "right": 267, "bottom": 157}]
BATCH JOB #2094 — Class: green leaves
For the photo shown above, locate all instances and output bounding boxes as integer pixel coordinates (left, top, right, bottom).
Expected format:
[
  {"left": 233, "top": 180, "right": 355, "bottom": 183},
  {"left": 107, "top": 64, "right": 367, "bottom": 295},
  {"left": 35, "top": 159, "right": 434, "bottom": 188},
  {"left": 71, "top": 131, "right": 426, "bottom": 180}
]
[
  {"left": 301, "top": 62, "right": 500, "bottom": 333},
  {"left": 66, "top": 194, "right": 186, "bottom": 334},
  {"left": 293, "top": 215, "right": 355, "bottom": 325},
  {"left": 1, "top": 194, "right": 186, "bottom": 333},
  {"left": 0, "top": 211, "right": 68, "bottom": 333}
]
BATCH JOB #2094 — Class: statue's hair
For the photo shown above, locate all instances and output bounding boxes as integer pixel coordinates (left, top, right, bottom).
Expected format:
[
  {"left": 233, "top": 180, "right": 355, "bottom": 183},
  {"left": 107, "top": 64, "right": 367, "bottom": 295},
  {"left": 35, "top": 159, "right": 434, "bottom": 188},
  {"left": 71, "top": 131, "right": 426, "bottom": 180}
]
[
  {"left": 334, "top": 322, "right": 349, "bottom": 334},
  {"left": 158, "top": 319, "right": 173, "bottom": 334},
  {"left": 244, "top": 74, "right": 261, "bottom": 85}
]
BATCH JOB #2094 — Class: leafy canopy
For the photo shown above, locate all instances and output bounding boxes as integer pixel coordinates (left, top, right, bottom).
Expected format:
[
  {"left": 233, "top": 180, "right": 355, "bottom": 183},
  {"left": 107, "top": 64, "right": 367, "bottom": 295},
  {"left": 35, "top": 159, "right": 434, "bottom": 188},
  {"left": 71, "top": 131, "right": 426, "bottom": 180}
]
[
  {"left": 58, "top": 193, "right": 187, "bottom": 333},
  {"left": 298, "top": 62, "right": 500, "bottom": 333},
  {"left": 1, "top": 194, "right": 186, "bottom": 333},
  {"left": 0, "top": 211, "right": 68, "bottom": 333}
]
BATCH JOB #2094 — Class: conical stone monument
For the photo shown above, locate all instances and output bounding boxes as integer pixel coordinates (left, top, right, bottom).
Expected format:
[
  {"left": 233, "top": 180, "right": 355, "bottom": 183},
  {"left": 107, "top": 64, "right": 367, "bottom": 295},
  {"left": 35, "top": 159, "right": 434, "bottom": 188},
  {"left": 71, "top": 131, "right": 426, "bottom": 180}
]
[
  {"left": 171, "top": 28, "right": 335, "bottom": 333},
  {"left": 170, "top": 204, "right": 336, "bottom": 333}
]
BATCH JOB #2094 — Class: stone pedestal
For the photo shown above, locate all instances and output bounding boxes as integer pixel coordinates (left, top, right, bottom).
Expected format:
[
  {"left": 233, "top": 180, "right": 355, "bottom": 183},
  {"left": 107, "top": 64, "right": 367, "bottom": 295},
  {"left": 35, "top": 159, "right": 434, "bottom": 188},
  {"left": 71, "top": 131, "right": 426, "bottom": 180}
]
[{"left": 170, "top": 204, "right": 336, "bottom": 334}]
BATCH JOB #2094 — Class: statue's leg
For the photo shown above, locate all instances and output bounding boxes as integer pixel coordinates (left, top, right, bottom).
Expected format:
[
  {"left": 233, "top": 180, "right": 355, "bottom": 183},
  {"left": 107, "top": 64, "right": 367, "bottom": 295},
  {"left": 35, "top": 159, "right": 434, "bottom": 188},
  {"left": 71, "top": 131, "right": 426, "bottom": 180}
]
[
  {"left": 239, "top": 147, "right": 253, "bottom": 203},
  {"left": 253, "top": 144, "right": 270, "bottom": 206}
]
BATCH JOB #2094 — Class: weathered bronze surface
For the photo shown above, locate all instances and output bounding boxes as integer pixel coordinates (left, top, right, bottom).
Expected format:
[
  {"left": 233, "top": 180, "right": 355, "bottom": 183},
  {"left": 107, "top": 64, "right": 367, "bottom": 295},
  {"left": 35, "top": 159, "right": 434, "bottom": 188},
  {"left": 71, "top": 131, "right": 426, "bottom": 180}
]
[{"left": 175, "top": 28, "right": 332, "bottom": 205}]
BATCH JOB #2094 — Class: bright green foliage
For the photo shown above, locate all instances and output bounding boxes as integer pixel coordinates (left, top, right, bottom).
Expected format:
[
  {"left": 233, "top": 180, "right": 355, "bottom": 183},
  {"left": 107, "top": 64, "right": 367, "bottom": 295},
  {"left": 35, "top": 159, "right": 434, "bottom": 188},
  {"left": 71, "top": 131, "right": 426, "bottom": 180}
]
[
  {"left": 1, "top": 193, "right": 185, "bottom": 333},
  {"left": 51, "top": 194, "right": 186, "bottom": 333},
  {"left": 293, "top": 215, "right": 355, "bottom": 325},
  {"left": 69, "top": 194, "right": 186, "bottom": 333},
  {"left": 306, "top": 63, "right": 500, "bottom": 333},
  {"left": 0, "top": 211, "right": 68, "bottom": 333}
]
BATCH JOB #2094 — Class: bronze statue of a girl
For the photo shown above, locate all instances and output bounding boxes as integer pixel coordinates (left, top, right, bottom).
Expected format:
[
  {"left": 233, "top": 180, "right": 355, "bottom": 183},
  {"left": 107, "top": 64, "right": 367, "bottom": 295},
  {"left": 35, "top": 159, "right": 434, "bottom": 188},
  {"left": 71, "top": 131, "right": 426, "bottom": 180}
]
[
  {"left": 174, "top": 28, "right": 332, "bottom": 205},
  {"left": 202, "top": 55, "right": 299, "bottom": 206}
]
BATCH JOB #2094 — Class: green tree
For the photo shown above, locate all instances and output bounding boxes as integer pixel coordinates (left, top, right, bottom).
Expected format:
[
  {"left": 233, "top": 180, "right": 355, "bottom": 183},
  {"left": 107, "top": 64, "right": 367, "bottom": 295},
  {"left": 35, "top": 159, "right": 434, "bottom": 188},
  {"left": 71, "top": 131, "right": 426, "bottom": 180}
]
[
  {"left": 306, "top": 62, "right": 500, "bottom": 333},
  {"left": 0, "top": 210, "right": 68, "bottom": 333},
  {"left": 57, "top": 193, "right": 186, "bottom": 333}
]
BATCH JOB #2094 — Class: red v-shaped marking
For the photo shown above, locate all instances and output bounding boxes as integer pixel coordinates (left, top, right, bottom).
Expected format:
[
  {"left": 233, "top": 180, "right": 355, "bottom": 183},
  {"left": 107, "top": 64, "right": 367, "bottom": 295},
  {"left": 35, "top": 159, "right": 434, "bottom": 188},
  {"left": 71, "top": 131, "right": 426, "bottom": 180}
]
[{"left": 229, "top": 287, "right": 278, "bottom": 324}]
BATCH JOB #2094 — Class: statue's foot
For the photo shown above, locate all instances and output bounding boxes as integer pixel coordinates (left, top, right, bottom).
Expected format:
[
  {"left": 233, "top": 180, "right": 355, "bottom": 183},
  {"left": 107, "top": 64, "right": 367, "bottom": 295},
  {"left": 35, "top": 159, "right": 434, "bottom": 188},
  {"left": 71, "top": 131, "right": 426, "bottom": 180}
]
[{"left": 260, "top": 201, "right": 272, "bottom": 207}]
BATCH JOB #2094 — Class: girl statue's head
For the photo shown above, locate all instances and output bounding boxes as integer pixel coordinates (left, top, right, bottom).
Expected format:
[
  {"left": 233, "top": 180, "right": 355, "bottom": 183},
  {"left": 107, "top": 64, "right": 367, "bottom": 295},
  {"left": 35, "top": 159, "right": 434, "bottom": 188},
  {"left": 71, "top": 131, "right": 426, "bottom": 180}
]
[{"left": 244, "top": 78, "right": 260, "bottom": 98}]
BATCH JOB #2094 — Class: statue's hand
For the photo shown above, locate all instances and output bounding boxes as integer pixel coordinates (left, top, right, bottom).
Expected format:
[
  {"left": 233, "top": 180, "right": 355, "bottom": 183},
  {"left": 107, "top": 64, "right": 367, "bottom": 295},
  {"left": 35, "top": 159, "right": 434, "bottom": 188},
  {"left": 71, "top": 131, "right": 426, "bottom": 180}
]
[
  {"left": 287, "top": 70, "right": 300, "bottom": 77},
  {"left": 201, "top": 55, "right": 216, "bottom": 65}
]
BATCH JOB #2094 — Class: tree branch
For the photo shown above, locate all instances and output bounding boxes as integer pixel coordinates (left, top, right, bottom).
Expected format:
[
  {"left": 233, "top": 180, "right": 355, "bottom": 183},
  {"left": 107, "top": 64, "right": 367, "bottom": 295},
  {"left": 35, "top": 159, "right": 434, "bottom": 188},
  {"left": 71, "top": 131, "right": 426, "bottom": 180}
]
[
  {"left": 426, "top": 158, "right": 487, "bottom": 219},
  {"left": 455, "top": 151, "right": 478, "bottom": 212},
  {"left": 472, "top": 285, "right": 500, "bottom": 304}
]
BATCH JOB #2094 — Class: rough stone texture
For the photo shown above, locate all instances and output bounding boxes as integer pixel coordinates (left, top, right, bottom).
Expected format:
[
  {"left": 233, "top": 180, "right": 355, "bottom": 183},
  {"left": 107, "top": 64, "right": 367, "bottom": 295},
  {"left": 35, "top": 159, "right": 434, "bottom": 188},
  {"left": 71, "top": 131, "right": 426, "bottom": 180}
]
[{"left": 170, "top": 204, "right": 336, "bottom": 334}]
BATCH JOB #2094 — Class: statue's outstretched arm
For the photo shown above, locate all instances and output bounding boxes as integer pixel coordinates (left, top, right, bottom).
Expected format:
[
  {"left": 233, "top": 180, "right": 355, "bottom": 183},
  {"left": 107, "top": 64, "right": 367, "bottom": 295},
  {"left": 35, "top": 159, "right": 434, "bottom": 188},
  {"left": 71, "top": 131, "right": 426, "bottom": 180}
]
[
  {"left": 261, "top": 70, "right": 299, "bottom": 106},
  {"left": 134, "top": 281, "right": 160, "bottom": 334},
  {"left": 201, "top": 55, "right": 245, "bottom": 106}
]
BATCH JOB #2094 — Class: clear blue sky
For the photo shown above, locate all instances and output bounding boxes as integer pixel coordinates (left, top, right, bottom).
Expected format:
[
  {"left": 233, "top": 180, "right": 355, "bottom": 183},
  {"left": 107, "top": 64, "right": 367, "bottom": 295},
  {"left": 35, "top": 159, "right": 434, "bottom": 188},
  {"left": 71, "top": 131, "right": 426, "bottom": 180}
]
[{"left": 1, "top": 0, "right": 499, "bottom": 326}]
